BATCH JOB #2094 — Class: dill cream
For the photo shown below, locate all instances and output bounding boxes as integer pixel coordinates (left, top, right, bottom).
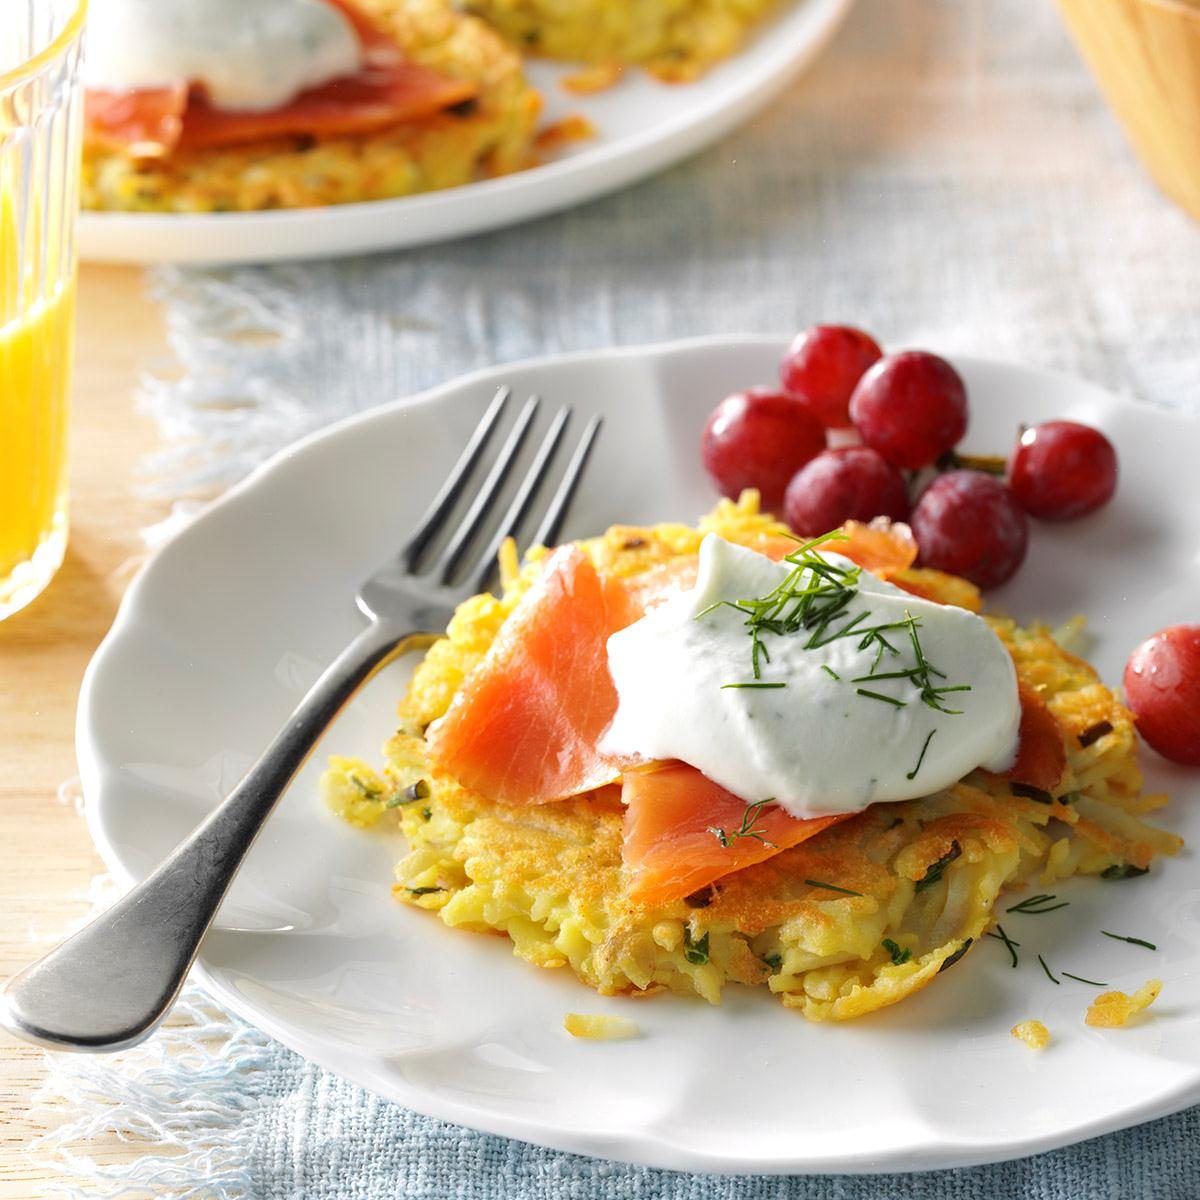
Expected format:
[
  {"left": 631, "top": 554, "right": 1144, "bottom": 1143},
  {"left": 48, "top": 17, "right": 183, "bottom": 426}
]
[
  {"left": 85, "top": 0, "right": 362, "bottom": 111},
  {"left": 601, "top": 535, "right": 1020, "bottom": 818}
]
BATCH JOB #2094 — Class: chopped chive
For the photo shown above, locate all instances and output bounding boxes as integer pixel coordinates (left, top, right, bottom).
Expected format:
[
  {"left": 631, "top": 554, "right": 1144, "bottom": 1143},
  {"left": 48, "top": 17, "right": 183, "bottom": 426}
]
[
  {"left": 1006, "top": 893, "right": 1069, "bottom": 915},
  {"left": 1010, "top": 782, "right": 1055, "bottom": 805},
  {"left": 386, "top": 778, "right": 431, "bottom": 808},
  {"left": 820, "top": 664, "right": 841, "bottom": 681},
  {"left": 914, "top": 841, "right": 962, "bottom": 893},
  {"left": 1062, "top": 972, "right": 1107, "bottom": 987},
  {"left": 350, "top": 774, "right": 383, "bottom": 800},
  {"left": 1102, "top": 863, "right": 1150, "bottom": 880},
  {"left": 406, "top": 886, "right": 444, "bottom": 896},
  {"left": 906, "top": 729, "right": 937, "bottom": 781},
  {"left": 804, "top": 879, "right": 864, "bottom": 897},
  {"left": 985, "top": 924, "right": 1020, "bottom": 968},
  {"left": 683, "top": 928, "right": 710, "bottom": 966},
  {"left": 1078, "top": 720, "right": 1114, "bottom": 749},
  {"left": 856, "top": 687, "right": 907, "bottom": 708},
  {"left": 938, "top": 938, "right": 973, "bottom": 973},
  {"left": 1101, "top": 930, "right": 1157, "bottom": 951},
  {"left": 1038, "top": 954, "right": 1060, "bottom": 985}
]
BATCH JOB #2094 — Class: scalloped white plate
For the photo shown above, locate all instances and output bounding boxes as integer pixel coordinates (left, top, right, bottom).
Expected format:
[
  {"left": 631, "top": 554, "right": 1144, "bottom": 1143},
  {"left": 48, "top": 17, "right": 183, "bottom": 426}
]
[
  {"left": 78, "top": 0, "right": 852, "bottom": 265},
  {"left": 80, "top": 338, "right": 1200, "bottom": 1173}
]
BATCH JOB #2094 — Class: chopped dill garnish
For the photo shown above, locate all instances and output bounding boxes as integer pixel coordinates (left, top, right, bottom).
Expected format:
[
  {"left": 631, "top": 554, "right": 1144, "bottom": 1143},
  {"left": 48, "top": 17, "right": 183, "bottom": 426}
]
[
  {"left": 882, "top": 938, "right": 912, "bottom": 965},
  {"left": 1102, "top": 863, "right": 1150, "bottom": 880},
  {"left": 386, "top": 778, "right": 430, "bottom": 808},
  {"left": 914, "top": 841, "right": 962, "bottom": 893},
  {"left": 856, "top": 687, "right": 907, "bottom": 707},
  {"left": 349, "top": 774, "right": 383, "bottom": 800},
  {"left": 707, "top": 799, "right": 777, "bottom": 849},
  {"left": 1010, "top": 782, "right": 1055, "bottom": 804},
  {"left": 720, "top": 681, "right": 787, "bottom": 690},
  {"left": 1038, "top": 954, "right": 1060, "bottom": 985},
  {"left": 985, "top": 924, "right": 1020, "bottom": 968},
  {"left": 906, "top": 729, "right": 937, "bottom": 780},
  {"left": 406, "top": 886, "right": 444, "bottom": 896},
  {"left": 804, "top": 879, "right": 864, "bottom": 897},
  {"left": 1006, "top": 893, "right": 1069, "bottom": 915},
  {"left": 820, "top": 664, "right": 841, "bottom": 681},
  {"left": 763, "top": 952, "right": 783, "bottom": 971},
  {"left": 683, "top": 928, "right": 710, "bottom": 965},
  {"left": 421, "top": 807, "right": 432, "bottom": 821},
  {"left": 1101, "top": 930, "right": 1157, "bottom": 951},
  {"left": 1062, "top": 972, "right": 1107, "bottom": 987}
]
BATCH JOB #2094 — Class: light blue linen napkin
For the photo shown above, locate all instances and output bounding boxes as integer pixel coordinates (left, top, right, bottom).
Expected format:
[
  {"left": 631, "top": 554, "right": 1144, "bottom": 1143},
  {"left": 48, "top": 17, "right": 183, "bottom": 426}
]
[{"left": 37, "top": 0, "right": 1200, "bottom": 1194}]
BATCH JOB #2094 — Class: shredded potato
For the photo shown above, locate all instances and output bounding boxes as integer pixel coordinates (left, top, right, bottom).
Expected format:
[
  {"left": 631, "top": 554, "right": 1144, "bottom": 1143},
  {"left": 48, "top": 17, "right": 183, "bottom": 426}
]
[
  {"left": 1011, "top": 1020, "right": 1051, "bottom": 1049},
  {"left": 563, "top": 1012, "right": 640, "bottom": 1040},
  {"left": 1086, "top": 979, "right": 1163, "bottom": 1028}
]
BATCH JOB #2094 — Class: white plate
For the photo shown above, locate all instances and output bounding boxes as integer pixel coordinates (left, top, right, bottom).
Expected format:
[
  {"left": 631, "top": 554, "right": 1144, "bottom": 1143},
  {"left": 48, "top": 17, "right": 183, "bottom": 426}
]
[
  {"left": 78, "top": 0, "right": 851, "bottom": 265},
  {"left": 80, "top": 337, "right": 1200, "bottom": 1174}
]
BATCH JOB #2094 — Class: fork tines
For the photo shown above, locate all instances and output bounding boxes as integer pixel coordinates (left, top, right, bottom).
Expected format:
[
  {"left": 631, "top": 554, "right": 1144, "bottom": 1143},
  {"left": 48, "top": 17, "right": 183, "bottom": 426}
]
[{"left": 401, "top": 385, "right": 601, "bottom": 593}]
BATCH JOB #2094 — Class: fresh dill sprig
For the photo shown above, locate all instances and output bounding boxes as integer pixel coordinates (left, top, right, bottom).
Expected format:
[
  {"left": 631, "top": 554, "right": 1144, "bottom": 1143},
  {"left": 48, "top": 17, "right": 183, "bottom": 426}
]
[
  {"left": 1062, "top": 971, "right": 1108, "bottom": 987},
  {"left": 1038, "top": 954, "right": 1060, "bottom": 985},
  {"left": 856, "top": 687, "right": 907, "bottom": 708},
  {"left": 1006, "top": 893, "right": 1069, "bottom": 915},
  {"left": 1101, "top": 930, "right": 1157, "bottom": 951},
  {"left": 985, "top": 924, "right": 1020, "bottom": 968},
  {"left": 720, "top": 681, "right": 787, "bottom": 690},
  {"left": 804, "top": 878, "right": 864, "bottom": 897},
  {"left": 708, "top": 799, "right": 776, "bottom": 849},
  {"left": 906, "top": 729, "right": 937, "bottom": 780},
  {"left": 882, "top": 938, "right": 912, "bottom": 965},
  {"left": 820, "top": 664, "right": 841, "bottom": 681}
]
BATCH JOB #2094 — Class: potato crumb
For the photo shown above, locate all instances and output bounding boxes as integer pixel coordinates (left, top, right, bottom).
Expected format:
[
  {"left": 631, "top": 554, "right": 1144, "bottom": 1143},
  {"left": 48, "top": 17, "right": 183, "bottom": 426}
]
[
  {"left": 562, "top": 62, "right": 623, "bottom": 94},
  {"left": 1011, "top": 1020, "right": 1051, "bottom": 1049},
  {"left": 563, "top": 1013, "right": 640, "bottom": 1041},
  {"left": 1085, "top": 979, "right": 1162, "bottom": 1028}
]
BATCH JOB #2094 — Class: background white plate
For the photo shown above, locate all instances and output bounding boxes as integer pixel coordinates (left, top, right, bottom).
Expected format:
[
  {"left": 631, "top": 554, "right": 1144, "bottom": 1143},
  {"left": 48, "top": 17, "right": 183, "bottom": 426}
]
[
  {"left": 80, "top": 338, "right": 1200, "bottom": 1173},
  {"left": 78, "top": 0, "right": 852, "bottom": 265}
]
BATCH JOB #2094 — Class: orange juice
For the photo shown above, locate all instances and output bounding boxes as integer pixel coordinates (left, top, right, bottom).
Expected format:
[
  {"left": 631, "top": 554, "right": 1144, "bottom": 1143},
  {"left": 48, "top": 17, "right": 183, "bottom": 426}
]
[
  {"left": 0, "top": 276, "right": 74, "bottom": 611},
  {"left": 1, "top": 0, "right": 85, "bottom": 619}
]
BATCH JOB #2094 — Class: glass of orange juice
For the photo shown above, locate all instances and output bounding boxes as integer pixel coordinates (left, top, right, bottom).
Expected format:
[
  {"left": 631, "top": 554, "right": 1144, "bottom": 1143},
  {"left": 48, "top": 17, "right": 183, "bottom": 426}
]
[{"left": 0, "top": 0, "right": 86, "bottom": 620}]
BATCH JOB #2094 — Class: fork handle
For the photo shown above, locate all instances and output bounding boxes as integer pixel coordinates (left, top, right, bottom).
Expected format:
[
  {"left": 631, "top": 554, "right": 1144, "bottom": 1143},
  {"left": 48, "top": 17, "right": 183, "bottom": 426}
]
[{"left": 1, "top": 621, "right": 437, "bottom": 1052}]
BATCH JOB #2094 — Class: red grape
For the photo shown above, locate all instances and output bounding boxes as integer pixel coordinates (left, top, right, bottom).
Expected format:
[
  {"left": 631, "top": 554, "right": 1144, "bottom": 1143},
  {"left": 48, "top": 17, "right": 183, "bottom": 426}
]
[
  {"left": 1008, "top": 420, "right": 1118, "bottom": 520},
  {"left": 783, "top": 447, "right": 909, "bottom": 536},
  {"left": 1124, "top": 626, "right": 1200, "bottom": 765},
  {"left": 701, "top": 389, "right": 826, "bottom": 513},
  {"left": 910, "top": 470, "right": 1028, "bottom": 589},
  {"left": 849, "top": 351, "right": 968, "bottom": 469},
  {"left": 779, "top": 325, "right": 882, "bottom": 429}
]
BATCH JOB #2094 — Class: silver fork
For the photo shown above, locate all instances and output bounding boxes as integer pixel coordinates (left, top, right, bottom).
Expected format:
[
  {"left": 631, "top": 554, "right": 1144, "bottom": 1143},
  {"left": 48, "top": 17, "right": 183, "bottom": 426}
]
[{"left": 1, "top": 387, "right": 601, "bottom": 1053}]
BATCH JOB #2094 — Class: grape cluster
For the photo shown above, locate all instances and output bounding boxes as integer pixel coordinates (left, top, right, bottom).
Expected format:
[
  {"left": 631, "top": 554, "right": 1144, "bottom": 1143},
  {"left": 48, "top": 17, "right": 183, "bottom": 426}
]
[{"left": 700, "top": 324, "right": 1119, "bottom": 590}]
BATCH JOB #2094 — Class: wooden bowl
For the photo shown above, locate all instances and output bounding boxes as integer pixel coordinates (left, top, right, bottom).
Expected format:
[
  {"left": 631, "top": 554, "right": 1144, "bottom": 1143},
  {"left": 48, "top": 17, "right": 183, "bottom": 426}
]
[{"left": 1058, "top": 0, "right": 1200, "bottom": 220}]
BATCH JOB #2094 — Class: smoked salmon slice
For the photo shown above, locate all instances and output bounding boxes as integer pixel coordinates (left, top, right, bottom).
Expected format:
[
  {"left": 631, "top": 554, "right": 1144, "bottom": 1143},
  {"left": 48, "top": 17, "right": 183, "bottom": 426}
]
[
  {"left": 426, "top": 546, "right": 637, "bottom": 806},
  {"left": 1000, "top": 682, "right": 1068, "bottom": 795},
  {"left": 622, "top": 762, "right": 852, "bottom": 906},
  {"left": 85, "top": 0, "right": 475, "bottom": 154}
]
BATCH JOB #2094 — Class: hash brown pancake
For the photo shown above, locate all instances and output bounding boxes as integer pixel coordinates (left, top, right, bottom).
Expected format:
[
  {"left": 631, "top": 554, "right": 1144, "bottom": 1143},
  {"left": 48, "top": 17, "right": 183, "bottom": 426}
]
[
  {"left": 83, "top": 0, "right": 541, "bottom": 213},
  {"left": 323, "top": 495, "right": 1182, "bottom": 1021}
]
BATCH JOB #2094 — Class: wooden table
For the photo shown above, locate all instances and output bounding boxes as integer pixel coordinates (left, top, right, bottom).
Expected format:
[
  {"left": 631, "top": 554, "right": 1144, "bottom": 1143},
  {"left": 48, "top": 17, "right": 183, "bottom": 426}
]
[{"left": 0, "top": 264, "right": 167, "bottom": 1195}]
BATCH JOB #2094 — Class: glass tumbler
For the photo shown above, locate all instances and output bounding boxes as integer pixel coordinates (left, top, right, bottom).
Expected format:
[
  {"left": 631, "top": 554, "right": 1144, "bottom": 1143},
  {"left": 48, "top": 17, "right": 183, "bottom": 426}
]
[{"left": 0, "top": 0, "right": 85, "bottom": 620}]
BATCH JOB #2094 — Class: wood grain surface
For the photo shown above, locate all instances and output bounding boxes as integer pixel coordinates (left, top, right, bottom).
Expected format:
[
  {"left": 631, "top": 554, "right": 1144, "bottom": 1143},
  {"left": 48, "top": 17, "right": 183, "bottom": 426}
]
[{"left": 0, "top": 264, "right": 168, "bottom": 1195}]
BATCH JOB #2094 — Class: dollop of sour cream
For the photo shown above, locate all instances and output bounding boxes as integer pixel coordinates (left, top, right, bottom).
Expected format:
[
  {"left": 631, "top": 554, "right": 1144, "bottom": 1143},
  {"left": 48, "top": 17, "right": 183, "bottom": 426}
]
[
  {"left": 85, "top": 0, "right": 363, "bottom": 112},
  {"left": 601, "top": 535, "right": 1020, "bottom": 818}
]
